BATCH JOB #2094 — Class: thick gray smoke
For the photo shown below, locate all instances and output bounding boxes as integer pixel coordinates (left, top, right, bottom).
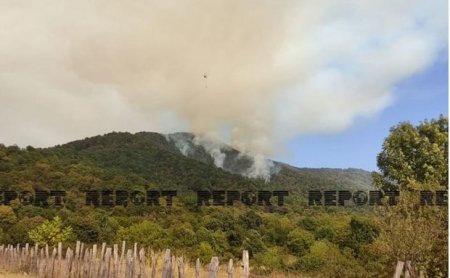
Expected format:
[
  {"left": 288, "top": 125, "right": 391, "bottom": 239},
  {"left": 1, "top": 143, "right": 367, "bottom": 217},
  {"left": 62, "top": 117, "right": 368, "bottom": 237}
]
[
  {"left": 0, "top": 0, "right": 447, "bottom": 179},
  {"left": 165, "top": 132, "right": 278, "bottom": 181}
]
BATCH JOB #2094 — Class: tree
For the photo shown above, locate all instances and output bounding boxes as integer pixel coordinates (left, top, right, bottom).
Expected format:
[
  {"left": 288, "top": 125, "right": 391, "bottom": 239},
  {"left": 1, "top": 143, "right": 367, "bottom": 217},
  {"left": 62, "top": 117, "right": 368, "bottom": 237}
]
[
  {"left": 28, "top": 216, "right": 73, "bottom": 247},
  {"left": 254, "top": 247, "right": 283, "bottom": 274},
  {"left": 116, "top": 221, "right": 168, "bottom": 250},
  {"left": 377, "top": 192, "right": 447, "bottom": 277},
  {"left": 193, "top": 242, "right": 214, "bottom": 264},
  {"left": 9, "top": 216, "right": 45, "bottom": 244},
  {"left": 287, "top": 229, "right": 314, "bottom": 256},
  {"left": 242, "top": 230, "right": 266, "bottom": 257},
  {"left": 238, "top": 210, "right": 263, "bottom": 230},
  {"left": 345, "top": 217, "right": 379, "bottom": 256},
  {"left": 373, "top": 116, "right": 448, "bottom": 277},
  {"left": 67, "top": 215, "right": 100, "bottom": 244},
  {"left": 373, "top": 115, "right": 448, "bottom": 190},
  {"left": 0, "top": 206, "right": 17, "bottom": 228}
]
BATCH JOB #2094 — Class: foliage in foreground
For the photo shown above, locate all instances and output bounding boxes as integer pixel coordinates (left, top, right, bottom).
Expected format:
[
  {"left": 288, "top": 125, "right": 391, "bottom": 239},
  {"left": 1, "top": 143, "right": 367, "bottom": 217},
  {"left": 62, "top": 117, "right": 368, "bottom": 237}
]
[{"left": 0, "top": 115, "right": 446, "bottom": 277}]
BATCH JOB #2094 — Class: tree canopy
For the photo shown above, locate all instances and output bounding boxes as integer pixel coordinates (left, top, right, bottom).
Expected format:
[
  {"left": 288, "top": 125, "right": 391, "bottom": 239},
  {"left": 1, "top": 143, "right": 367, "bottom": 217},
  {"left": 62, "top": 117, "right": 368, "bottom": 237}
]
[{"left": 374, "top": 115, "right": 448, "bottom": 190}]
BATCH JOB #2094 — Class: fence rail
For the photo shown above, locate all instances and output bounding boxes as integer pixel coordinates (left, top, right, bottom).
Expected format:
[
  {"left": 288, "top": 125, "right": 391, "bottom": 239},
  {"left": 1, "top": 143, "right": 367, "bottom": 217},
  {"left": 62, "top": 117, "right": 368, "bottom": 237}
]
[{"left": 0, "top": 242, "right": 250, "bottom": 278}]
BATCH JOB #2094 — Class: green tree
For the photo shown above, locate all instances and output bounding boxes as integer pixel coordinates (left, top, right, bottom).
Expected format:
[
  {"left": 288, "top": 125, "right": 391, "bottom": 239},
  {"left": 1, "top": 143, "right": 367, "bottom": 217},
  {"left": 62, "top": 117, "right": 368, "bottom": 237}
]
[
  {"left": 254, "top": 247, "right": 283, "bottom": 274},
  {"left": 238, "top": 210, "right": 262, "bottom": 230},
  {"left": 314, "top": 225, "right": 336, "bottom": 241},
  {"left": 287, "top": 228, "right": 314, "bottom": 256},
  {"left": 242, "top": 230, "right": 266, "bottom": 257},
  {"left": 261, "top": 215, "right": 292, "bottom": 246},
  {"left": 374, "top": 116, "right": 448, "bottom": 277},
  {"left": 0, "top": 206, "right": 17, "bottom": 228},
  {"left": 168, "top": 224, "right": 197, "bottom": 249},
  {"left": 377, "top": 192, "right": 447, "bottom": 277},
  {"left": 345, "top": 217, "right": 379, "bottom": 256},
  {"left": 193, "top": 242, "right": 214, "bottom": 264},
  {"left": 373, "top": 115, "right": 448, "bottom": 190},
  {"left": 9, "top": 216, "right": 45, "bottom": 244},
  {"left": 116, "top": 221, "right": 168, "bottom": 250},
  {"left": 67, "top": 215, "right": 100, "bottom": 244},
  {"left": 299, "top": 241, "right": 365, "bottom": 277},
  {"left": 28, "top": 216, "right": 73, "bottom": 247},
  {"left": 298, "top": 217, "right": 318, "bottom": 231}
]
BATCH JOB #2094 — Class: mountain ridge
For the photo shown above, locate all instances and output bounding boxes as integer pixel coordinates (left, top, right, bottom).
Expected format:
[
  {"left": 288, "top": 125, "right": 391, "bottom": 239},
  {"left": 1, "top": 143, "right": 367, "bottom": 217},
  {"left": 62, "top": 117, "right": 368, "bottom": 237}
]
[
  {"left": 54, "top": 131, "right": 374, "bottom": 192},
  {"left": 0, "top": 131, "right": 374, "bottom": 195}
]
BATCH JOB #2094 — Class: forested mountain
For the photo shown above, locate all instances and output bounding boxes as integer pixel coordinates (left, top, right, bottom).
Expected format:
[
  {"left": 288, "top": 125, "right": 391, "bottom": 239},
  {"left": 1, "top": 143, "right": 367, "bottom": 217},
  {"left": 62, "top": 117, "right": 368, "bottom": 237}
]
[{"left": 4, "top": 131, "right": 371, "bottom": 194}]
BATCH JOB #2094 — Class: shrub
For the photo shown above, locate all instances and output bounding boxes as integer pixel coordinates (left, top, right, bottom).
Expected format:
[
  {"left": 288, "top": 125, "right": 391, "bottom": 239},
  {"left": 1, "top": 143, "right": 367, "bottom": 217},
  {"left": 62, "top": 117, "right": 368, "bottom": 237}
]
[
  {"left": 287, "top": 229, "right": 314, "bottom": 256},
  {"left": 116, "top": 221, "right": 168, "bottom": 250},
  {"left": 28, "top": 216, "right": 73, "bottom": 247},
  {"left": 254, "top": 247, "right": 283, "bottom": 274},
  {"left": 193, "top": 242, "right": 214, "bottom": 264},
  {"left": 298, "top": 217, "right": 318, "bottom": 231},
  {"left": 9, "top": 216, "right": 45, "bottom": 244},
  {"left": 0, "top": 206, "right": 17, "bottom": 228},
  {"left": 296, "top": 254, "right": 324, "bottom": 272},
  {"left": 314, "top": 225, "right": 336, "bottom": 241},
  {"left": 242, "top": 230, "right": 266, "bottom": 257}
]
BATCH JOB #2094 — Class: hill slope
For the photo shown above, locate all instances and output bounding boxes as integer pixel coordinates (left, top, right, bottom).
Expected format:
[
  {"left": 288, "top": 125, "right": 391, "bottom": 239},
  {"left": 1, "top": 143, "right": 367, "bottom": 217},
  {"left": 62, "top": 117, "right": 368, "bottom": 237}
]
[{"left": 0, "top": 131, "right": 373, "bottom": 194}]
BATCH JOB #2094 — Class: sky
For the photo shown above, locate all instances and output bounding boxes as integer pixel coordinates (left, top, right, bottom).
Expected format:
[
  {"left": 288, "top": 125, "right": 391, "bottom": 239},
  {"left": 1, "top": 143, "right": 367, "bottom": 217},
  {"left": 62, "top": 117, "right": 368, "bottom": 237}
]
[
  {"left": 0, "top": 0, "right": 447, "bottom": 177},
  {"left": 276, "top": 49, "right": 448, "bottom": 171}
]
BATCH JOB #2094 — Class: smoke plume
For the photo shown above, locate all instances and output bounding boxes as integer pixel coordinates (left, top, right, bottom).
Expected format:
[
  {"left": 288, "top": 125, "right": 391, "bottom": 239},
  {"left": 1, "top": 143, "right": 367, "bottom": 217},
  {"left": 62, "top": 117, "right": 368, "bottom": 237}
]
[{"left": 0, "top": 0, "right": 447, "bottom": 178}]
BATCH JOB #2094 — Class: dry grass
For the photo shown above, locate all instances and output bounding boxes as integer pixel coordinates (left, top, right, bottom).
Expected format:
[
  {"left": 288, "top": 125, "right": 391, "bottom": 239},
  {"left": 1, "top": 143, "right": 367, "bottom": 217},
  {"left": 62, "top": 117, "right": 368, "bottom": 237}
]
[
  {"left": 149, "top": 253, "right": 306, "bottom": 277},
  {"left": 0, "top": 247, "right": 307, "bottom": 278},
  {"left": 0, "top": 269, "right": 35, "bottom": 278}
]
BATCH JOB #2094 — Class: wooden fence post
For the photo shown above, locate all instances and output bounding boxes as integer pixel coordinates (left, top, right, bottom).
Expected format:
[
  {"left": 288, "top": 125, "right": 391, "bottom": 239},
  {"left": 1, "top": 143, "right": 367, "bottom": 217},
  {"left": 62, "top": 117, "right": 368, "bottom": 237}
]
[
  {"left": 150, "top": 250, "right": 157, "bottom": 278},
  {"left": 419, "top": 269, "right": 425, "bottom": 278},
  {"left": 113, "top": 244, "right": 119, "bottom": 278},
  {"left": 125, "top": 249, "right": 131, "bottom": 278},
  {"left": 103, "top": 247, "right": 112, "bottom": 278},
  {"left": 84, "top": 248, "right": 91, "bottom": 277},
  {"left": 208, "top": 257, "right": 219, "bottom": 278},
  {"left": 98, "top": 242, "right": 107, "bottom": 277},
  {"left": 394, "top": 261, "right": 405, "bottom": 278},
  {"left": 138, "top": 248, "right": 146, "bottom": 278},
  {"left": 227, "top": 259, "right": 234, "bottom": 278},
  {"left": 121, "top": 241, "right": 126, "bottom": 261},
  {"left": 405, "top": 260, "right": 412, "bottom": 278},
  {"left": 0, "top": 243, "right": 253, "bottom": 278},
  {"left": 101, "top": 242, "right": 106, "bottom": 259},
  {"left": 161, "top": 249, "right": 172, "bottom": 278},
  {"left": 92, "top": 244, "right": 98, "bottom": 278},
  {"left": 177, "top": 256, "right": 185, "bottom": 278},
  {"left": 171, "top": 255, "right": 176, "bottom": 277},
  {"left": 195, "top": 258, "right": 201, "bottom": 278},
  {"left": 64, "top": 247, "right": 73, "bottom": 277},
  {"left": 242, "top": 250, "right": 249, "bottom": 278}
]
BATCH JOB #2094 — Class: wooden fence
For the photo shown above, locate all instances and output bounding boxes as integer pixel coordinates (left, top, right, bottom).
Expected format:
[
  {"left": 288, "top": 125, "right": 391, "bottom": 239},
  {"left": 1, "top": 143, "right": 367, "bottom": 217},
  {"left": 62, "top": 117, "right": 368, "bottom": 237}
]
[
  {"left": 393, "top": 260, "right": 425, "bottom": 278},
  {"left": 0, "top": 242, "right": 250, "bottom": 278}
]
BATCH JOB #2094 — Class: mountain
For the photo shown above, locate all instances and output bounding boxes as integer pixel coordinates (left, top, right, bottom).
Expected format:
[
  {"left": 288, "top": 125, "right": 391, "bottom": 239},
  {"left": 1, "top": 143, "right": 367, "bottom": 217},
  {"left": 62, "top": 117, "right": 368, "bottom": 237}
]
[
  {"left": 0, "top": 131, "right": 373, "bottom": 195},
  {"left": 163, "top": 132, "right": 373, "bottom": 192}
]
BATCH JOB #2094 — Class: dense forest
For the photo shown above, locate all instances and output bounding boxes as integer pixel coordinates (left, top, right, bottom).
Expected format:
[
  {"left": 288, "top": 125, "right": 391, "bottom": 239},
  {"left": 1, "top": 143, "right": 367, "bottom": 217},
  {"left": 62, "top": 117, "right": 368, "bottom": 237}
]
[{"left": 0, "top": 116, "right": 447, "bottom": 277}]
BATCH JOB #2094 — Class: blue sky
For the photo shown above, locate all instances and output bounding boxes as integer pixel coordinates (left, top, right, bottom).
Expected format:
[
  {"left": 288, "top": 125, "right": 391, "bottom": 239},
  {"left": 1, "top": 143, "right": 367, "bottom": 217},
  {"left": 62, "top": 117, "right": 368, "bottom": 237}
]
[{"left": 277, "top": 49, "right": 448, "bottom": 171}]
